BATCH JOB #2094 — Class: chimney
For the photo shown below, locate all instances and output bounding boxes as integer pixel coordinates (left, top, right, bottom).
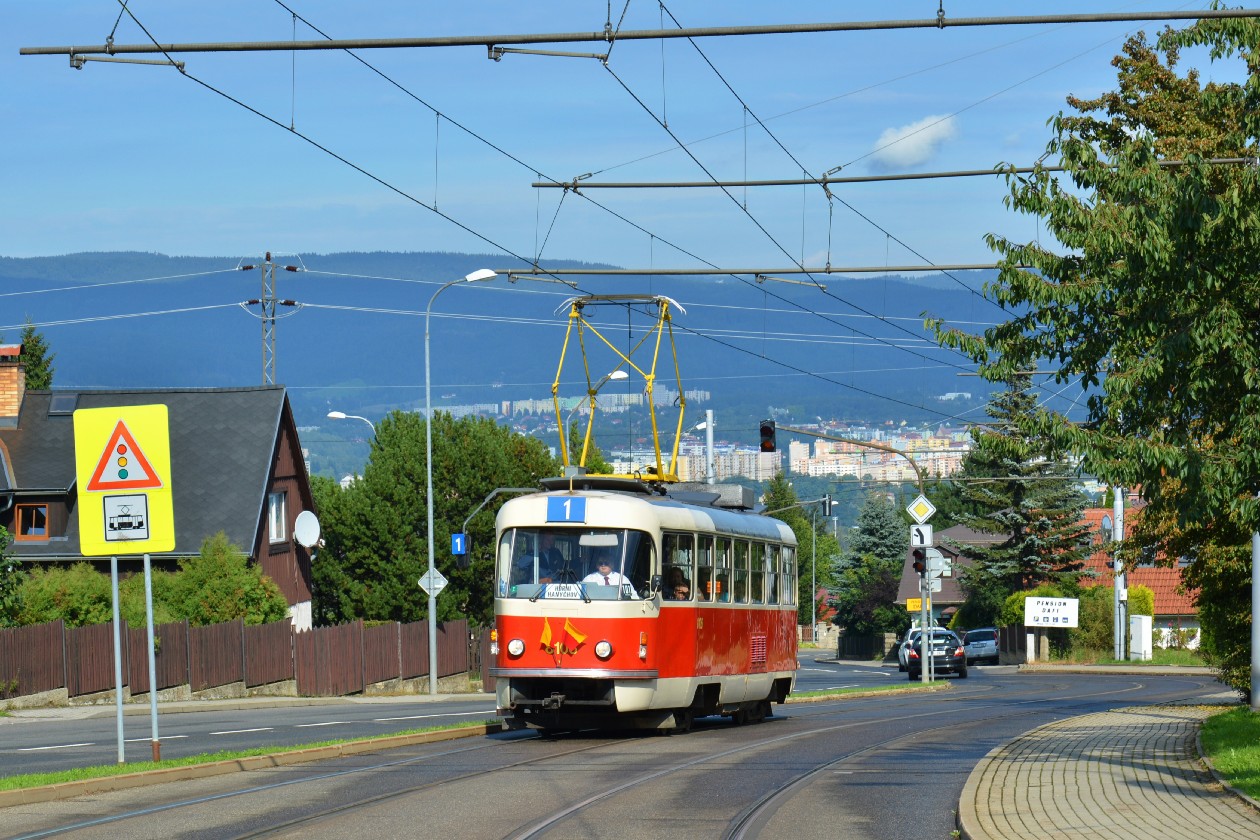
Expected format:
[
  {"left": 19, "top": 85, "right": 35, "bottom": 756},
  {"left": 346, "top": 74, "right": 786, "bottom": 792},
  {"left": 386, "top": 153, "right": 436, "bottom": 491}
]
[{"left": 0, "top": 343, "right": 25, "bottom": 418}]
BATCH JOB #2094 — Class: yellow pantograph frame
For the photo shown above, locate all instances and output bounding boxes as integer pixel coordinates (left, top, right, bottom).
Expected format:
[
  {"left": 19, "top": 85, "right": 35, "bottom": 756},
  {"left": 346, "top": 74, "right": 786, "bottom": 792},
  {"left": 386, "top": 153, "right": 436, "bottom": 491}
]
[{"left": 551, "top": 295, "right": 686, "bottom": 483}]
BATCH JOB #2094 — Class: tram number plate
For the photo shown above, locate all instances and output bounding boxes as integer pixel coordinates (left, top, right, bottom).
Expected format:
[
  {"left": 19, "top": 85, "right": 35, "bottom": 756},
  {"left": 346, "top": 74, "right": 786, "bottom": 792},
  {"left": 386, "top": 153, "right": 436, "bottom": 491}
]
[
  {"left": 544, "top": 583, "right": 582, "bottom": 599},
  {"left": 547, "top": 496, "right": 587, "bottom": 523}
]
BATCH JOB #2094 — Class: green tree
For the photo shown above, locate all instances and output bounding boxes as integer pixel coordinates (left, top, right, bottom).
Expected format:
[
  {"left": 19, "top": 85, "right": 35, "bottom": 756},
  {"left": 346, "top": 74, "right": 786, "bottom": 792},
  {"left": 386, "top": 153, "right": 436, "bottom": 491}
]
[
  {"left": 18, "top": 319, "right": 54, "bottom": 390},
  {"left": 0, "top": 529, "right": 19, "bottom": 627},
  {"left": 933, "top": 17, "right": 1260, "bottom": 696},
  {"left": 166, "top": 532, "right": 289, "bottom": 626},
  {"left": 566, "top": 420, "right": 613, "bottom": 474},
  {"left": 313, "top": 410, "right": 557, "bottom": 627},
  {"left": 947, "top": 380, "right": 1093, "bottom": 595},
  {"left": 762, "top": 473, "right": 840, "bottom": 625},
  {"left": 832, "top": 494, "right": 909, "bottom": 635}
]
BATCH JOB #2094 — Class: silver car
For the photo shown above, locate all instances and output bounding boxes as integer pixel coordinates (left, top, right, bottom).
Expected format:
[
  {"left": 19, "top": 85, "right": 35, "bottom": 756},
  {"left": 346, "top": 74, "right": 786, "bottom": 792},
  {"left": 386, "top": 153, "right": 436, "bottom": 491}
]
[{"left": 963, "top": 627, "right": 999, "bottom": 665}]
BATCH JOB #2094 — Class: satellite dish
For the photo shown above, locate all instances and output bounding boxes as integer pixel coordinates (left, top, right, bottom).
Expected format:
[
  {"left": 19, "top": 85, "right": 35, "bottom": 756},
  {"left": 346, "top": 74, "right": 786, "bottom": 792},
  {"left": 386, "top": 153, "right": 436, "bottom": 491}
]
[{"left": 293, "top": 510, "right": 321, "bottom": 548}]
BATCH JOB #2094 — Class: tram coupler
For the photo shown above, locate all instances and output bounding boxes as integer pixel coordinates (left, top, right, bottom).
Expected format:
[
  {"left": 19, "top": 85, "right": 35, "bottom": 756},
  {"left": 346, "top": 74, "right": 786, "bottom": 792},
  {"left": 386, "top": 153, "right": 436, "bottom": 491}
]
[{"left": 541, "top": 693, "right": 566, "bottom": 709}]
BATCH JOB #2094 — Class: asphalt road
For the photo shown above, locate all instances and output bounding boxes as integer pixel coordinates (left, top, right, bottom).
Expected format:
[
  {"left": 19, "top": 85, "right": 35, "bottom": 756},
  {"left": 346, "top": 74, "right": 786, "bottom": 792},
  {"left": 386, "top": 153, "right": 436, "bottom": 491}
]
[
  {"left": 2, "top": 665, "right": 1229, "bottom": 840},
  {"left": 2, "top": 651, "right": 879, "bottom": 778}
]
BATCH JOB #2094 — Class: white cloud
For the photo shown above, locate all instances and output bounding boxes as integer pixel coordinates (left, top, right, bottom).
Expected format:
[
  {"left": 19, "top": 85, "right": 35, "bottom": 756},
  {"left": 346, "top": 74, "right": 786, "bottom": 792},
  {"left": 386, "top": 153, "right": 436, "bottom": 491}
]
[{"left": 868, "top": 115, "right": 958, "bottom": 169}]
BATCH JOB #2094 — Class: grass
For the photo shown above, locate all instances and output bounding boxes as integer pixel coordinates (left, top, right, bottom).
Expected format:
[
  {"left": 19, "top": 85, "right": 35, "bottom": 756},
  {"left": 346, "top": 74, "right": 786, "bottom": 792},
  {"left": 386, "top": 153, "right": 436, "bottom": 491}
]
[
  {"left": 1049, "top": 647, "right": 1206, "bottom": 667},
  {"left": 791, "top": 681, "right": 944, "bottom": 700},
  {"left": 0, "top": 719, "right": 497, "bottom": 792},
  {"left": 1201, "top": 707, "right": 1260, "bottom": 801}
]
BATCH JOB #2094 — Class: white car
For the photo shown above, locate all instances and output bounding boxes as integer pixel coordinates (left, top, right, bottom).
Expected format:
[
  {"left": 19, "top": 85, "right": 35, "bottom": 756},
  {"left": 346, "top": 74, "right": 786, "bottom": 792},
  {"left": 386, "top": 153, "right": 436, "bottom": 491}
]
[{"left": 897, "top": 629, "right": 924, "bottom": 671}]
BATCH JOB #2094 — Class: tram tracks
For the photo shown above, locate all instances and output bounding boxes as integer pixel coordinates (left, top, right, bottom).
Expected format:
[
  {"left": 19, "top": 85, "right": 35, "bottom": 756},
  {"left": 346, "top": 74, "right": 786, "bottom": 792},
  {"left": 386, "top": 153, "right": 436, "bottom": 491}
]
[{"left": 9, "top": 674, "right": 1225, "bottom": 840}]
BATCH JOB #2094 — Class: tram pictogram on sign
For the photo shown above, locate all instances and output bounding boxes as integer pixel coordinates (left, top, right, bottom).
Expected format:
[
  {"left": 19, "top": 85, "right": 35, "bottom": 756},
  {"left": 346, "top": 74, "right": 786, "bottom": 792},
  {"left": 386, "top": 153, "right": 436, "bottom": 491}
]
[{"left": 85, "top": 421, "right": 164, "bottom": 491}]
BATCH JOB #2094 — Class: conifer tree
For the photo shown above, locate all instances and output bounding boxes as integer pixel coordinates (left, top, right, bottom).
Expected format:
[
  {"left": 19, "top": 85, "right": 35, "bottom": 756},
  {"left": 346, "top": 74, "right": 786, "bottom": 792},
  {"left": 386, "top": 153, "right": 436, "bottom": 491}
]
[
  {"left": 18, "top": 319, "right": 54, "bottom": 390},
  {"left": 947, "top": 378, "right": 1092, "bottom": 607}
]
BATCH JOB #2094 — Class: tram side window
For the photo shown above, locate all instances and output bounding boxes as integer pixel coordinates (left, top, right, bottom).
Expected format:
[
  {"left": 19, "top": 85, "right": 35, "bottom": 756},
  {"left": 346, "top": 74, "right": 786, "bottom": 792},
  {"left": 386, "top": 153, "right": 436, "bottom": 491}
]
[
  {"left": 749, "top": 542, "right": 765, "bottom": 604},
  {"left": 781, "top": 546, "right": 797, "bottom": 605},
  {"left": 714, "top": 537, "right": 731, "bottom": 601},
  {"left": 765, "top": 544, "right": 779, "bottom": 605},
  {"left": 662, "top": 532, "right": 694, "bottom": 600},
  {"left": 626, "top": 531, "right": 654, "bottom": 595},
  {"left": 732, "top": 540, "right": 749, "bottom": 603},
  {"left": 695, "top": 535, "right": 714, "bottom": 601}
]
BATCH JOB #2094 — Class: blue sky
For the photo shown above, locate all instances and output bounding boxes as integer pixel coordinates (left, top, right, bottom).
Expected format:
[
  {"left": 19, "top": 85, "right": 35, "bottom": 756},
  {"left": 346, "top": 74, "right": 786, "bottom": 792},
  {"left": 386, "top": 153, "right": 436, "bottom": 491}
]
[
  {"left": 5, "top": 1, "right": 1237, "bottom": 270},
  {"left": 2, "top": 2, "right": 1246, "bottom": 432}
]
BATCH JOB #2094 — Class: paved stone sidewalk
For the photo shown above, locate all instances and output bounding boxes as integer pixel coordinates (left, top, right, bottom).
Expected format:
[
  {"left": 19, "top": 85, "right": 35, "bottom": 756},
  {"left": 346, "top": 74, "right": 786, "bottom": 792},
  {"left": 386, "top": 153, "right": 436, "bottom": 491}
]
[{"left": 958, "top": 706, "right": 1260, "bottom": 840}]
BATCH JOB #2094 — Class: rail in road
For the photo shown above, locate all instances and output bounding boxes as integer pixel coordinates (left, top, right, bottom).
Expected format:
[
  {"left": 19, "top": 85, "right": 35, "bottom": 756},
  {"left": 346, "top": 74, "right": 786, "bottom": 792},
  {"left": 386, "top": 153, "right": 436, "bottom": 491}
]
[{"left": 2, "top": 670, "right": 1229, "bottom": 840}]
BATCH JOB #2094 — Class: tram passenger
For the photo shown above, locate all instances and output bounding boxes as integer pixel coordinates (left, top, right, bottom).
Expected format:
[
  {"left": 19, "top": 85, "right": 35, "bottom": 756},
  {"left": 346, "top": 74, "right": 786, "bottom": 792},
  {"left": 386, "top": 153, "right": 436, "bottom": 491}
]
[
  {"left": 512, "top": 545, "right": 550, "bottom": 585},
  {"left": 582, "top": 551, "right": 629, "bottom": 586},
  {"left": 538, "top": 533, "right": 564, "bottom": 573},
  {"left": 665, "top": 566, "right": 691, "bottom": 600},
  {"left": 715, "top": 574, "right": 731, "bottom": 602}
]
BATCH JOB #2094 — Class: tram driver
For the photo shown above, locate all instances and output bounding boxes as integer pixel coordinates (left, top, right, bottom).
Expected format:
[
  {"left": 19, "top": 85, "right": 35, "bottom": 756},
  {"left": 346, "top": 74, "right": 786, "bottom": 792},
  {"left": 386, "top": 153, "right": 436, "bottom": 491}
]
[{"left": 582, "top": 550, "right": 630, "bottom": 587}]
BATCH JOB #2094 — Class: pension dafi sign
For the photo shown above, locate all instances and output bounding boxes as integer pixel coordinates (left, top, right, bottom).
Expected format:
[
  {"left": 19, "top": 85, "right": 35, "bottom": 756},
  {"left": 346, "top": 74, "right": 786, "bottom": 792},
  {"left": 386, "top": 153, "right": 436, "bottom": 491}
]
[{"left": 73, "top": 404, "right": 175, "bottom": 555}]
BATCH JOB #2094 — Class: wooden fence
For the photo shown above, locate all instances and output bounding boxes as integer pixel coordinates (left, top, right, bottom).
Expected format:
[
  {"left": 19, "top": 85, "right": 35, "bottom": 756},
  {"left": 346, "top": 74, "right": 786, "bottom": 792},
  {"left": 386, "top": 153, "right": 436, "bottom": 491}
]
[{"left": 0, "top": 617, "right": 474, "bottom": 702}]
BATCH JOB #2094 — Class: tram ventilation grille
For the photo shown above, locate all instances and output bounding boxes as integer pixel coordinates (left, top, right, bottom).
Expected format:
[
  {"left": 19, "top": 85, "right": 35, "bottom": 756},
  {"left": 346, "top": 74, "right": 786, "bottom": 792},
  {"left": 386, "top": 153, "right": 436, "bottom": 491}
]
[{"left": 751, "top": 635, "right": 767, "bottom": 667}]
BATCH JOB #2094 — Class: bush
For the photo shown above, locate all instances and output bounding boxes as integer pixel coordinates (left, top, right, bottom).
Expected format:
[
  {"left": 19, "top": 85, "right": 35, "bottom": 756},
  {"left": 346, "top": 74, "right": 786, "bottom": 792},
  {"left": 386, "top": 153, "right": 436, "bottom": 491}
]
[
  {"left": 166, "top": 532, "right": 289, "bottom": 626},
  {"left": 997, "top": 583, "right": 1065, "bottom": 627},
  {"left": 1127, "top": 583, "right": 1154, "bottom": 617},
  {"left": 11, "top": 534, "right": 288, "bottom": 628},
  {"left": 17, "top": 562, "right": 114, "bottom": 627},
  {"left": 1070, "top": 584, "right": 1114, "bottom": 654}
]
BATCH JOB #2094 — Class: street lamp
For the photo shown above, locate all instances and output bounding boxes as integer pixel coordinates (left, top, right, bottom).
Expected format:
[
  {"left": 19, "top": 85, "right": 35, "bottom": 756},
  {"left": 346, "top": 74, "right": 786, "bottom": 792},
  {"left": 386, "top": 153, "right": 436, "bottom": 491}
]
[
  {"left": 326, "top": 410, "right": 376, "bottom": 436},
  {"left": 425, "top": 268, "right": 496, "bottom": 695}
]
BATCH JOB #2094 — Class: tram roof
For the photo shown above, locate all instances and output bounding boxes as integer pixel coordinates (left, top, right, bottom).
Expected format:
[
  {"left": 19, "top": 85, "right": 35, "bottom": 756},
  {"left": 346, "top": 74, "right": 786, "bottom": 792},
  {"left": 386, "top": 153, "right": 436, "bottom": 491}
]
[{"left": 501, "top": 476, "right": 796, "bottom": 545}]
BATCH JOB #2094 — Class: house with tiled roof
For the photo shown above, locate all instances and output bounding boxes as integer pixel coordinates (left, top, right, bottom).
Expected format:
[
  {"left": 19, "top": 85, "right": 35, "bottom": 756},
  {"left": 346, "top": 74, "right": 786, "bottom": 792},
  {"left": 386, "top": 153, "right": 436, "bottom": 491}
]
[
  {"left": 896, "top": 505, "right": 1199, "bottom": 647},
  {"left": 0, "top": 347, "right": 318, "bottom": 629},
  {"left": 1077, "top": 506, "right": 1199, "bottom": 647}
]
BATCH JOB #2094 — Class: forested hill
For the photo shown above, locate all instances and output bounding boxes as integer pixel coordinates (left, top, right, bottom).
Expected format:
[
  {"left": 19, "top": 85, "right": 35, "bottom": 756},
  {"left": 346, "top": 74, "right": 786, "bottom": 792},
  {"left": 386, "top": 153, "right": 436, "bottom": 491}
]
[{"left": 0, "top": 250, "right": 1002, "bottom": 427}]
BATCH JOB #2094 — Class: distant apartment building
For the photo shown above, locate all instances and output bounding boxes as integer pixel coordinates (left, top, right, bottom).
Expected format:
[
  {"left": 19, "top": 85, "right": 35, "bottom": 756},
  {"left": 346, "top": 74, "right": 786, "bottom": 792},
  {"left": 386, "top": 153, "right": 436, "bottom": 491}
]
[{"left": 787, "top": 427, "right": 970, "bottom": 479}]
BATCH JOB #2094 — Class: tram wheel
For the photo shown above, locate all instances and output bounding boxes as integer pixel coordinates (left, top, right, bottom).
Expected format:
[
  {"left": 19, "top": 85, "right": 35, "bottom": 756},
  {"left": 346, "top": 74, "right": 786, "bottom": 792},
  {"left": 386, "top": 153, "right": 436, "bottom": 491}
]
[
  {"left": 730, "top": 708, "right": 750, "bottom": 726},
  {"left": 671, "top": 709, "right": 694, "bottom": 733}
]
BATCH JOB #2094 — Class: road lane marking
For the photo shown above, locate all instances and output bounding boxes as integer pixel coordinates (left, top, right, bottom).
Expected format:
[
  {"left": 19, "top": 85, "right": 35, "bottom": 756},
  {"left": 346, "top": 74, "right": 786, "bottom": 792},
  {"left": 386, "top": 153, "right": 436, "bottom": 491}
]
[
  {"left": 295, "top": 721, "right": 349, "bottom": 727},
  {"left": 18, "top": 742, "right": 94, "bottom": 751},
  {"left": 209, "top": 728, "right": 273, "bottom": 735},
  {"left": 372, "top": 710, "right": 497, "bottom": 723},
  {"left": 124, "top": 735, "right": 188, "bottom": 743}
]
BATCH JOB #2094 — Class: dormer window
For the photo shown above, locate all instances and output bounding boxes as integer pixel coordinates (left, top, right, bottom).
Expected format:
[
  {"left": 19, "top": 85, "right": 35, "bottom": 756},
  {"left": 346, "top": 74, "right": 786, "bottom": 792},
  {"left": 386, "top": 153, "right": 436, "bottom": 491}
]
[{"left": 16, "top": 503, "right": 48, "bottom": 540}]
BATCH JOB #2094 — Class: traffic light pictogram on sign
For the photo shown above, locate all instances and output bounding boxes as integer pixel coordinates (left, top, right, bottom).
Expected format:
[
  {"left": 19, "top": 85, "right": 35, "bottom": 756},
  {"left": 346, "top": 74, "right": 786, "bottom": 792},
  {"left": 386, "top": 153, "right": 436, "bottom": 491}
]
[{"left": 85, "top": 420, "right": 164, "bottom": 491}]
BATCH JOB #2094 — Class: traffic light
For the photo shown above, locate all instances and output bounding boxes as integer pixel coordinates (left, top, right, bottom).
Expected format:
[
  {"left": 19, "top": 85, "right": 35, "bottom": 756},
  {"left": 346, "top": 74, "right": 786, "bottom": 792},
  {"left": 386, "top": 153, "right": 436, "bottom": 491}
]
[
  {"left": 759, "top": 420, "right": 777, "bottom": 453},
  {"left": 821, "top": 493, "right": 833, "bottom": 516},
  {"left": 912, "top": 548, "right": 927, "bottom": 575}
]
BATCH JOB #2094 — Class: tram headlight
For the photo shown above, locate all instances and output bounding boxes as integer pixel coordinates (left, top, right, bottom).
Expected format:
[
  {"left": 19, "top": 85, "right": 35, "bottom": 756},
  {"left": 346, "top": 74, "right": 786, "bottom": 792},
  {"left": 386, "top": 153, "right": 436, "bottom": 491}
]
[
  {"left": 507, "top": 638, "right": 525, "bottom": 657},
  {"left": 594, "top": 640, "right": 613, "bottom": 660}
]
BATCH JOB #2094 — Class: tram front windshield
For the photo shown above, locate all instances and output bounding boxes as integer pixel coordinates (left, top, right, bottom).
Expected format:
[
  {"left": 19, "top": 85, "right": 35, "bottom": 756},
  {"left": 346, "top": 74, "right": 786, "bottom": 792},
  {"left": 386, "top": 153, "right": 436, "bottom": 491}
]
[{"left": 497, "top": 528, "right": 652, "bottom": 599}]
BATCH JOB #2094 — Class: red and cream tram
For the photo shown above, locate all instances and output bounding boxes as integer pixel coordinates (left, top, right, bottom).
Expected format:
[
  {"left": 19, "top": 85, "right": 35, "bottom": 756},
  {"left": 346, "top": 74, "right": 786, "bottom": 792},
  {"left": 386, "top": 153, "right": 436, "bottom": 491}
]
[{"left": 491, "top": 476, "right": 799, "bottom": 732}]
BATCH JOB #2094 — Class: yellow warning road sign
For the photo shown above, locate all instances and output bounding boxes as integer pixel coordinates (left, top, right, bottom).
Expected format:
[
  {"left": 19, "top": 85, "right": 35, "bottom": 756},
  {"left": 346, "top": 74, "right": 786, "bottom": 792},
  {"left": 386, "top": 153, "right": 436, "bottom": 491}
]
[{"left": 74, "top": 404, "right": 174, "bottom": 555}]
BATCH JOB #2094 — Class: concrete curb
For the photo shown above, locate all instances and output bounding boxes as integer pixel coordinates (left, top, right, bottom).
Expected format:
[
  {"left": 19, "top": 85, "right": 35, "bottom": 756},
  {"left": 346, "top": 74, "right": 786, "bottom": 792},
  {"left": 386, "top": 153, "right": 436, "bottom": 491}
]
[{"left": 0, "top": 721, "right": 503, "bottom": 809}]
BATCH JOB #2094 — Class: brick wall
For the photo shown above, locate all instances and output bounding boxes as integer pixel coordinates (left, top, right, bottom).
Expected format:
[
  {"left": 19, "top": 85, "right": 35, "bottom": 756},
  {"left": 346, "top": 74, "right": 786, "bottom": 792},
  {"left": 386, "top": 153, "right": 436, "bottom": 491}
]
[{"left": 0, "top": 348, "right": 24, "bottom": 417}]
